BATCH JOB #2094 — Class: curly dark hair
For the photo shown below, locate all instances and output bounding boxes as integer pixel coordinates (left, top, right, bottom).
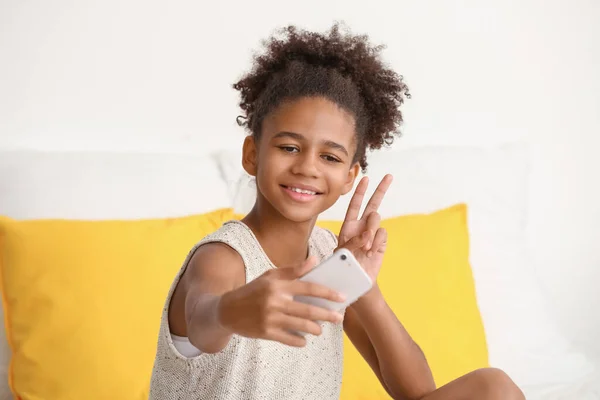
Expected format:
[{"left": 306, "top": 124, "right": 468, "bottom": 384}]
[{"left": 232, "top": 22, "right": 410, "bottom": 171}]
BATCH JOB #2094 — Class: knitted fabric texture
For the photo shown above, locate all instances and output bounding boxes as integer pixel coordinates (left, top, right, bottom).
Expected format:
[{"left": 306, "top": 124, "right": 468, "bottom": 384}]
[{"left": 149, "top": 220, "right": 344, "bottom": 400}]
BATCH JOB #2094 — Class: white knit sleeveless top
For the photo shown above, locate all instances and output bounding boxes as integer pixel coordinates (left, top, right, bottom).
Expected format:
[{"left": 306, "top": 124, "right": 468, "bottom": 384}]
[{"left": 149, "top": 220, "right": 344, "bottom": 400}]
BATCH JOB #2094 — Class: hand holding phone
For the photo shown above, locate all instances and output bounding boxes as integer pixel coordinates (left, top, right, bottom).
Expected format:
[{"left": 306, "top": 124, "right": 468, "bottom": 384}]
[
  {"left": 218, "top": 255, "right": 347, "bottom": 347},
  {"left": 291, "top": 248, "right": 373, "bottom": 336}
]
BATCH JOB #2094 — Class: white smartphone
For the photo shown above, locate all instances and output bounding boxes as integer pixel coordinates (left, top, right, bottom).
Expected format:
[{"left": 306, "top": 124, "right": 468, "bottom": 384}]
[{"left": 294, "top": 248, "right": 373, "bottom": 314}]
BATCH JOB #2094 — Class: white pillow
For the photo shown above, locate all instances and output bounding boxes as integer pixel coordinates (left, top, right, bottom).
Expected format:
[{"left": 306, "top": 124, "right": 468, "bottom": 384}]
[
  {"left": 213, "top": 143, "right": 595, "bottom": 390},
  {"left": 0, "top": 151, "right": 230, "bottom": 220},
  {"left": 0, "top": 150, "right": 231, "bottom": 399}
]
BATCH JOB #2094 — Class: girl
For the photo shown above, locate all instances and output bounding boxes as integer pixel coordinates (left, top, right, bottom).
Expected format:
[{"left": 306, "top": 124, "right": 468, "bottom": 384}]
[{"left": 149, "top": 23, "right": 524, "bottom": 400}]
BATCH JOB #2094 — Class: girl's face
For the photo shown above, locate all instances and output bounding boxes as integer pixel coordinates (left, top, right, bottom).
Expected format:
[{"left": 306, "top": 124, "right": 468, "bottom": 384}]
[{"left": 242, "top": 96, "right": 360, "bottom": 222}]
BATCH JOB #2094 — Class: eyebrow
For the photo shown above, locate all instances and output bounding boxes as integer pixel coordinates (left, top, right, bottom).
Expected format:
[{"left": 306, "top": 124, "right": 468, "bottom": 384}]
[{"left": 272, "top": 131, "right": 349, "bottom": 156}]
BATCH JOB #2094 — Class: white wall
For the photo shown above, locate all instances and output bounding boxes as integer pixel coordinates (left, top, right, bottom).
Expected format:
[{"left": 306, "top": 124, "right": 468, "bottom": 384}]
[{"left": 1, "top": 0, "right": 599, "bottom": 356}]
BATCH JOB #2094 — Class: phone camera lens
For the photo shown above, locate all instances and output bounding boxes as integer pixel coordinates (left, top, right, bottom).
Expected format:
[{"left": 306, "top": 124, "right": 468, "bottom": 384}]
[{"left": 340, "top": 254, "right": 347, "bottom": 261}]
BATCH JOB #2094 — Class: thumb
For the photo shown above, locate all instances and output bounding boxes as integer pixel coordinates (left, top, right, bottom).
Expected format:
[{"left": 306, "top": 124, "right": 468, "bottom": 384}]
[
  {"left": 341, "top": 230, "right": 371, "bottom": 253},
  {"left": 291, "top": 255, "right": 318, "bottom": 279}
]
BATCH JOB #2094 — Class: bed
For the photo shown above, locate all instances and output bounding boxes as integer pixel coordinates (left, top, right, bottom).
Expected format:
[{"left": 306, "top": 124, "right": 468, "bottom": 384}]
[{"left": 0, "top": 146, "right": 598, "bottom": 399}]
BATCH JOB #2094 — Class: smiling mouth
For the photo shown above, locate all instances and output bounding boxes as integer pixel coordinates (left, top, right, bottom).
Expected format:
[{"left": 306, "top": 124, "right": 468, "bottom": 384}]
[{"left": 280, "top": 185, "right": 323, "bottom": 196}]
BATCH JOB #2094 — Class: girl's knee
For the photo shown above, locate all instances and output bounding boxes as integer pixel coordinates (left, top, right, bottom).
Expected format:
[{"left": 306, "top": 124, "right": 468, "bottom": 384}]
[{"left": 471, "top": 368, "right": 525, "bottom": 400}]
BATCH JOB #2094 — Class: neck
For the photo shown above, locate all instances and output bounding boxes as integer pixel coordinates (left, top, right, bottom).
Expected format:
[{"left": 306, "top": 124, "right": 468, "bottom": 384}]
[{"left": 242, "top": 193, "right": 316, "bottom": 269}]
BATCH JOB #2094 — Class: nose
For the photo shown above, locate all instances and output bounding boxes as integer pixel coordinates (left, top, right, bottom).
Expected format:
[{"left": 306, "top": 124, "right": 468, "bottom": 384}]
[{"left": 291, "top": 151, "right": 320, "bottom": 178}]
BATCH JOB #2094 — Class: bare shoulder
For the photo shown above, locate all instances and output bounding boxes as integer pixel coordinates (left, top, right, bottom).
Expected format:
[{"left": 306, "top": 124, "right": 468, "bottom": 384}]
[
  {"left": 184, "top": 242, "right": 246, "bottom": 288},
  {"left": 168, "top": 242, "right": 245, "bottom": 336}
]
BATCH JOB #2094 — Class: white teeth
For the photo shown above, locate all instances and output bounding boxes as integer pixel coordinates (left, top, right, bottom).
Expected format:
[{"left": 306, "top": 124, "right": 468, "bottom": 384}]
[{"left": 290, "top": 187, "right": 317, "bottom": 195}]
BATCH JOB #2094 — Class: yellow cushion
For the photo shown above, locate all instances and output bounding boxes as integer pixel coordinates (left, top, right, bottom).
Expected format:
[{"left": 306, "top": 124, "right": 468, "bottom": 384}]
[
  {"left": 1, "top": 203, "right": 486, "bottom": 399},
  {"left": 316, "top": 204, "right": 489, "bottom": 398},
  {"left": 0, "top": 208, "right": 233, "bottom": 400}
]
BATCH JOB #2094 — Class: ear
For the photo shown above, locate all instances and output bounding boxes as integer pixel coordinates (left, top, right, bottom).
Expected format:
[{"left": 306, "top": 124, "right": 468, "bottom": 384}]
[
  {"left": 241, "top": 135, "right": 258, "bottom": 177},
  {"left": 342, "top": 162, "right": 361, "bottom": 195}
]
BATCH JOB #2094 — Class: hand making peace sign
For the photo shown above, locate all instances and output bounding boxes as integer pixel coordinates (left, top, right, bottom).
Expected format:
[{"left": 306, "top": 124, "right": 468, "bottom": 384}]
[{"left": 337, "top": 174, "right": 393, "bottom": 283}]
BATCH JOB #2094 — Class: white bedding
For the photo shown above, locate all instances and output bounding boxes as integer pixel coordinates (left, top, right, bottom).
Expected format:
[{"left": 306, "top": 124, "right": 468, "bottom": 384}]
[{"left": 523, "top": 368, "right": 600, "bottom": 399}]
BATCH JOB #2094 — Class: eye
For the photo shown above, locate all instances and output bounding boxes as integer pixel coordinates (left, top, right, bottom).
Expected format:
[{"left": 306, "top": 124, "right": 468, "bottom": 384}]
[
  {"left": 322, "top": 154, "right": 342, "bottom": 163},
  {"left": 278, "top": 146, "right": 299, "bottom": 153}
]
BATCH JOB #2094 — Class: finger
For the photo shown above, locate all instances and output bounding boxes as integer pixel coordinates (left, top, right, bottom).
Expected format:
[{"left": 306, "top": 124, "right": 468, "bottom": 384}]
[
  {"left": 285, "top": 301, "right": 344, "bottom": 324},
  {"left": 278, "top": 314, "right": 323, "bottom": 336},
  {"left": 363, "top": 212, "right": 381, "bottom": 251},
  {"left": 289, "top": 280, "right": 346, "bottom": 303},
  {"left": 341, "top": 230, "right": 371, "bottom": 253},
  {"left": 368, "top": 227, "right": 387, "bottom": 258},
  {"left": 361, "top": 174, "right": 393, "bottom": 219},
  {"left": 266, "top": 328, "right": 308, "bottom": 347},
  {"left": 343, "top": 176, "right": 369, "bottom": 222}
]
